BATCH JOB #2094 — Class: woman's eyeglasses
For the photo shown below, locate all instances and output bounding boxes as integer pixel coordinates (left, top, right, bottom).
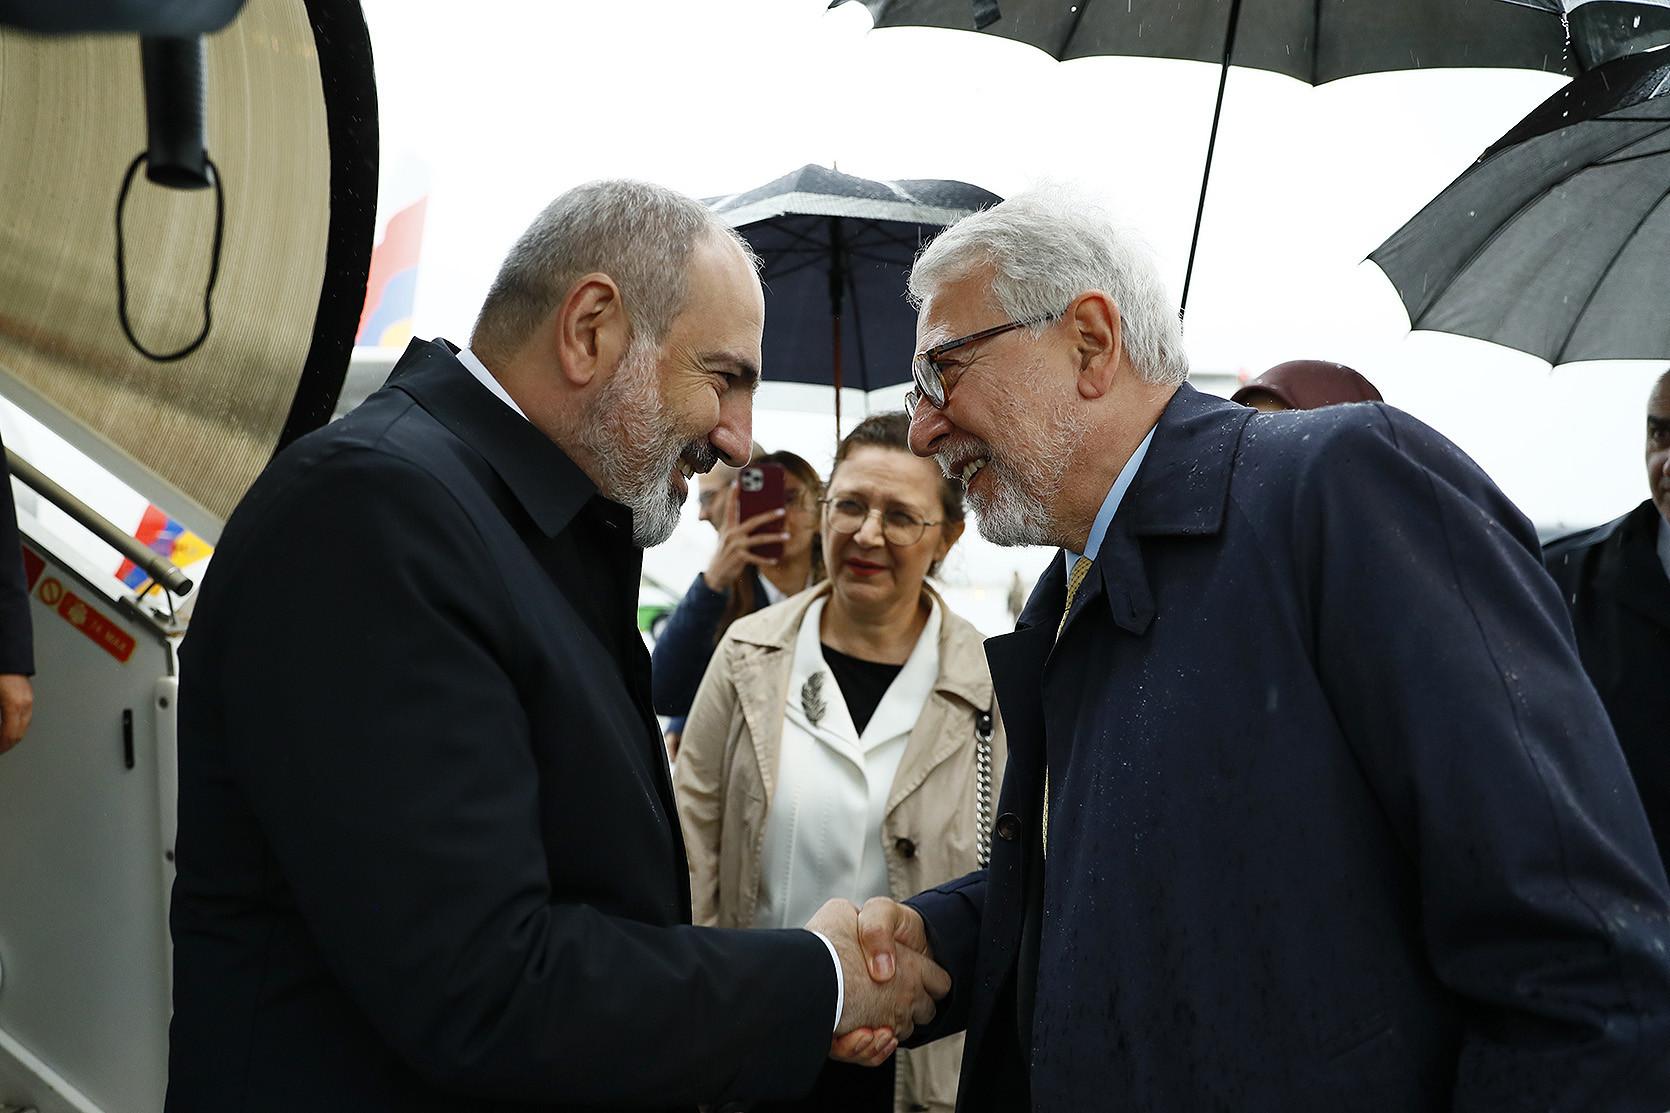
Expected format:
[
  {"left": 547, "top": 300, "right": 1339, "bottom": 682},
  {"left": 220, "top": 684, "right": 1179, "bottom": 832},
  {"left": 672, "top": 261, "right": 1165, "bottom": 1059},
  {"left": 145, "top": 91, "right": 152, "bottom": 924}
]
[{"left": 821, "top": 497, "right": 940, "bottom": 546}]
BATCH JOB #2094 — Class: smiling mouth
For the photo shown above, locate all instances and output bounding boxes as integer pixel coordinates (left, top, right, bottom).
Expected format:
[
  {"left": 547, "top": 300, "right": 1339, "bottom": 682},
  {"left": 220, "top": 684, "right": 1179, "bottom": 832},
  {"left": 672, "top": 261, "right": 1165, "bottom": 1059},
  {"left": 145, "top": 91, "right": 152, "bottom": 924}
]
[{"left": 959, "top": 457, "right": 989, "bottom": 485}]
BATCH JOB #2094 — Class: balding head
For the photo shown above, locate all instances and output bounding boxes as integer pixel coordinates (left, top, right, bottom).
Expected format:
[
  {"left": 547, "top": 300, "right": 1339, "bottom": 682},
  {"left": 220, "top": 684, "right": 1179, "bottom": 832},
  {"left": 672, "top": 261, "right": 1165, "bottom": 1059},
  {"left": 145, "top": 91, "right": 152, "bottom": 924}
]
[
  {"left": 1647, "top": 367, "right": 1670, "bottom": 524},
  {"left": 471, "top": 179, "right": 757, "bottom": 365}
]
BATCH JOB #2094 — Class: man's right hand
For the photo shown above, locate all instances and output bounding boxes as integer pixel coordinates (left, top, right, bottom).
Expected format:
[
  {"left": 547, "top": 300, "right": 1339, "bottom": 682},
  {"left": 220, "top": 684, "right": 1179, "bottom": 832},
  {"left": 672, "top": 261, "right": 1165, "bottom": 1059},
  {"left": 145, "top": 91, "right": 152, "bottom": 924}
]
[
  {"left": 702, "top": 493, "right": 787, "bottom": 593},
  {"left": 0, "top": 673, "right": 34, "bottom": 754},
  {"left": 806, "top": 898, "right": 949, "bottom": 1048}
]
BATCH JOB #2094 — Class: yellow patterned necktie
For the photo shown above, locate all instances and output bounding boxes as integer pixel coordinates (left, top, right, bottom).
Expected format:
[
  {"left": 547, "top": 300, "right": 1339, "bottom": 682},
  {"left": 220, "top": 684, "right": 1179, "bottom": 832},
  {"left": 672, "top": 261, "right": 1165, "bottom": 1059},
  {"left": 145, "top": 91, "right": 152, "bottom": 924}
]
[{"left": 1043, "top": 556, "right": 1094, "bottom": 857}]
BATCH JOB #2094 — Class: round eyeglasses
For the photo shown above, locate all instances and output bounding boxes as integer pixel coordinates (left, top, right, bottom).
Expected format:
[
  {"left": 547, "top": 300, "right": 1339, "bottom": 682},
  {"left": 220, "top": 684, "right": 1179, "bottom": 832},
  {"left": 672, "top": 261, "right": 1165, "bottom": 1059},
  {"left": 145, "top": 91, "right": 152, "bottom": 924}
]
[{"left": 821, "top": 497, "right": 940, "bottom": 546}]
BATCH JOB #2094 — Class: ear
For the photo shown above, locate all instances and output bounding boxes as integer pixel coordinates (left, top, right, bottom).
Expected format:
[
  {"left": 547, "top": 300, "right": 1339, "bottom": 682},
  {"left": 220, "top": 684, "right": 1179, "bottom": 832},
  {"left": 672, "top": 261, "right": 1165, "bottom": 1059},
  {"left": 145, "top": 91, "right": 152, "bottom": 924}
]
[
  {"left": 554, "top": 272, "right": 631, "bottom": 389},
  {"left": 1069, "top": 290, "right": 1123, "bottom": 401}
]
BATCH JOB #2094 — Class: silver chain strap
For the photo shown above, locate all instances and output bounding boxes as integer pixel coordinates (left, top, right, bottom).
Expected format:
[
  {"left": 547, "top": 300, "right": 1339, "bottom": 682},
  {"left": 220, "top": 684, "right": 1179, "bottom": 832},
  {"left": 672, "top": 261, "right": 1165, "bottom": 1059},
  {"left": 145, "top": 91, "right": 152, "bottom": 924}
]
[{"left": 975, "top": 708, "right": 994, "bottom": 869}]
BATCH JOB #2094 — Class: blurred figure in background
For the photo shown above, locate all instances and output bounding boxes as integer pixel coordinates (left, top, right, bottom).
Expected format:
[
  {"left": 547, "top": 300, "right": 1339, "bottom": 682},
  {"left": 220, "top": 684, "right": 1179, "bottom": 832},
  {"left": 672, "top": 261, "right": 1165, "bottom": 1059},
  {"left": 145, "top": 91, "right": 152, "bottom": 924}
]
[
  {"left": 696, "top": 457, "right": 745, "bottom": 528},
  {"left": 676, "top": 412, "right": 1005, "bottom": 1113},
  {"left": 1231, "top": 358, "right": 1383, "bottom": 412},
  {"left": 653, "top": 450, "right": 824, "bottom": 758},
  {"left": 659, "top": 455, "right": 745, "bottom": 757},
  {"left": 1544, "top": 366, "right": 1670, "bottom": 867},
  {"left": 0, "top": 424, "right": 32, "bottom": 754}
]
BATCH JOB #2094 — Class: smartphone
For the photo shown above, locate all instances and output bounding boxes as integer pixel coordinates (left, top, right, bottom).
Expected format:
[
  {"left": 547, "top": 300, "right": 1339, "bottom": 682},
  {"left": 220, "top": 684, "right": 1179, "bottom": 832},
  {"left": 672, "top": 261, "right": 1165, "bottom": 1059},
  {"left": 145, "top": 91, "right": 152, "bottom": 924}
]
[{"left": 735, "top": 462, "right": 786, "bottom": 562}]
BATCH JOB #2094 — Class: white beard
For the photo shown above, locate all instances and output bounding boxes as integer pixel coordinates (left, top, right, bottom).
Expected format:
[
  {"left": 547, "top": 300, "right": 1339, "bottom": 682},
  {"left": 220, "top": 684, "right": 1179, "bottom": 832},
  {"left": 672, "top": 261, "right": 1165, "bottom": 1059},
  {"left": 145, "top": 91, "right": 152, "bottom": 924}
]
[
  {"left": 576, "top": 345, "right": 690, "bottom": 548},
  {"left": 940, "top": 393, "right": 1090, "bottom": 549}
]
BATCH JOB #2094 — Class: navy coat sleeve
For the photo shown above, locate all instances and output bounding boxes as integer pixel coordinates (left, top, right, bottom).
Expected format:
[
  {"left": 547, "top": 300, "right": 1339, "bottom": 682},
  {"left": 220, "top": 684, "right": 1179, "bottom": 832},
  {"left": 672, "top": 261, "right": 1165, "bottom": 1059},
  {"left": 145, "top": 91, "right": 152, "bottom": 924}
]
[
  {"left": 196, "top": 452, "right": 834, "bottom": 1106},
  {"left": 905, "top": 870, "right": 986, "bottom": 1043},
  {"left": 1295, "top": 410, "right": 1670, "bottom": 1109},
  {"left": 0, "top": 432, "right": 34, "bottom": 676},
  {"left": 650, "top": 574, "right": 729, "bottom": 716}
]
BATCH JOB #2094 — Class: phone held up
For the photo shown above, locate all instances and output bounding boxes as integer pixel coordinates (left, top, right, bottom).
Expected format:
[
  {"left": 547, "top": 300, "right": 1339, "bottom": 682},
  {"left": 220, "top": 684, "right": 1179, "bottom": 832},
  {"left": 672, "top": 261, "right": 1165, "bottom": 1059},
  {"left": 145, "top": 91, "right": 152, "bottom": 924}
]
[{"left": 736, "top": 462, "right": 786, "bottom": 562}]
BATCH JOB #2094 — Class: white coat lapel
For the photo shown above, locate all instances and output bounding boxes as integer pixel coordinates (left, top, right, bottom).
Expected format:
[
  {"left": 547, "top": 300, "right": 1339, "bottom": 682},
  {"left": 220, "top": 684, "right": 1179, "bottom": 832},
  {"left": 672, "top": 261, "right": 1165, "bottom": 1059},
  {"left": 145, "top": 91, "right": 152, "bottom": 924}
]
[
  {"left": 781, "top": 598, "right": 864, "bottom": 768},
  {"left": 856, "top": 599, "right": 942, "bottom": 749}
]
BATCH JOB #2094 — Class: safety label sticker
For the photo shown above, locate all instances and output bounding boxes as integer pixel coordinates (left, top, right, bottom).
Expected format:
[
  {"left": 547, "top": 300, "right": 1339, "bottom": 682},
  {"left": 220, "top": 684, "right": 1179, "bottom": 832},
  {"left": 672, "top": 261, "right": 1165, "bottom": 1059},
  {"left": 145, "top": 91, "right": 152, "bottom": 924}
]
[{"left": 25, "top": 547, "right": 136, "bottom": 664}]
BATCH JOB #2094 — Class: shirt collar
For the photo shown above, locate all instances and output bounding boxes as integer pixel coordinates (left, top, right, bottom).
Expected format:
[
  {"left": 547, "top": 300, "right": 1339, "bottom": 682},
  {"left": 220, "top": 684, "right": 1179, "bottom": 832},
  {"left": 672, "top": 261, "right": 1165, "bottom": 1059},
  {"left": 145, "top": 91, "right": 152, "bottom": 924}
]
[
  {"left": 1065, "top": 425, "right": 1157, "bottom": 578},
  {"left": 455, "top": 345, "right": 529, "bottom": 421}
]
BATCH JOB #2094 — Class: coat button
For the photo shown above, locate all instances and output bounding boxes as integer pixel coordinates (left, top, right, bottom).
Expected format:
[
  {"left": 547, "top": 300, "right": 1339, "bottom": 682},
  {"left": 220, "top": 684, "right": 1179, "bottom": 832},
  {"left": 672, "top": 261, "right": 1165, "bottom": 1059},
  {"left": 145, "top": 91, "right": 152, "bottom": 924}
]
[
  {"left": 995, "top": 812, "right": 1020, "bottom": 841},
  {"left": 894, "top": 837, "right": 916, "bottom": 859}
]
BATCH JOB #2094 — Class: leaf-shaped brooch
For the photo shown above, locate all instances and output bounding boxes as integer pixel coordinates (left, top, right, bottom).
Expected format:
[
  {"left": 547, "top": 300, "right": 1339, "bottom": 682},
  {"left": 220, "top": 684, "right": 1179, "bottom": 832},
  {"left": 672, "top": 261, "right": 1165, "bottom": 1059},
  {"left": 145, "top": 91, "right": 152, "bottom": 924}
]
[{"left": 800, "top": 671, "right": 828, "bottom": 727}]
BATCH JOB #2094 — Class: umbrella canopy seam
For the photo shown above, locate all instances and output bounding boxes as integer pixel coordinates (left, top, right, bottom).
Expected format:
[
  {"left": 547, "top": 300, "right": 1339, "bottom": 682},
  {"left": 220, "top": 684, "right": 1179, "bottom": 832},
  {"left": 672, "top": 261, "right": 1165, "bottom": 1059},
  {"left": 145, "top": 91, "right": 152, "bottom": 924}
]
[
  {"left": 1397, "top": 116, "right": 1670, "bottom": 323},
  {"left": 1551, "top": 175, "right": 1670, "bottom": 363}
]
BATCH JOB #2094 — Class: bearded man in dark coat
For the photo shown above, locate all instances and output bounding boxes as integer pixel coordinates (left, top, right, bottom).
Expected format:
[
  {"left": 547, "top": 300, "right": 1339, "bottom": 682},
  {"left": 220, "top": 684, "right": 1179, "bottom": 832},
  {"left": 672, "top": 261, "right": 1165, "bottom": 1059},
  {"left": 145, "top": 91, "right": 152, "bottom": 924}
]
[{"left": 1545, "top": 366, "right": 1670, "bottom": 868}]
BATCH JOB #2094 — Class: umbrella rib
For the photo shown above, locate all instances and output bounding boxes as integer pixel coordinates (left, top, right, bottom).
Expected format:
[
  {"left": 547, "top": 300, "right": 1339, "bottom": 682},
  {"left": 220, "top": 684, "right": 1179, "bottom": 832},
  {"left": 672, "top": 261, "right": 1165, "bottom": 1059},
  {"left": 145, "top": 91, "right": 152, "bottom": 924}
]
[
  {"left": 1411, "top": 124, "right": 1670, "bottom": 320},
  {"left": 1551, "top": 175, "right": 1670, "bottom": 364},
  {"left": 1594, "top": 145, "right": 1670, "bottom": 168},
  {"left": 765, "top": 255, "right": 836, "bottom": 283},
  {"left": 1057, "top": 0, "right": 1094, "bottom": 58},
  {"left": 1311, "top": 0, "right": 1323, "bottom": 85},
  {"left": 845, "top": 261, "right": 873, "bottom": 389}
]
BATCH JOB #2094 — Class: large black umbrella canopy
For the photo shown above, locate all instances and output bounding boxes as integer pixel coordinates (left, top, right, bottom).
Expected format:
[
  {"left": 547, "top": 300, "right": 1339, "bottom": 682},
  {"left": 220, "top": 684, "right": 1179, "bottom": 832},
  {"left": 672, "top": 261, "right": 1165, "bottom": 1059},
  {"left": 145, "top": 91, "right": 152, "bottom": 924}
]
[
  {"left": 709, "top": 164, "right": 1002, "bottom": 432},
  {"left": 831, "top": 0, "right": 1572, "bottom": 317},
  {"left": 1369, "top": 47, "right": 1670, "bottom": 364},
  {"left": 832, "top": 0, "right": 1570, "bottom": 83}
]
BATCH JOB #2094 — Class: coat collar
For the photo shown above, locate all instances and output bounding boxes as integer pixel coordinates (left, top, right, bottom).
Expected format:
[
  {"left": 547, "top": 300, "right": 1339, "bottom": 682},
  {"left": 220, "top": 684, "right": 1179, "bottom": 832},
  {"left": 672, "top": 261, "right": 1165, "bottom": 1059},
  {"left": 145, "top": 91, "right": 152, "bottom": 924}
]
[
  {"left": 780, "top": 595, "right": 944, "bottom": 760},
  {"left": 1017, "top": 383, "right": 1254, "bottom": 641},
  {"left": 727, "top": 580, "right": 993, "bottom": 709},
  {"left": 1598, "top": 499, "right": 1670, "bottom": 630},
  {"left": 385, "top": 338, "right": 608, "bottom": 539}
]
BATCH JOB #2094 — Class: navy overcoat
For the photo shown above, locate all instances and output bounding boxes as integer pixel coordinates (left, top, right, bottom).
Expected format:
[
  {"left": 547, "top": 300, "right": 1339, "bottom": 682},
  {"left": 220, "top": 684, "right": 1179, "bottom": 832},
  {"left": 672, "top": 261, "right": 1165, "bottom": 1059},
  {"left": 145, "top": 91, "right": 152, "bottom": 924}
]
[{"left": 910, "top": 384, "right": 1670, "bottom": 1112}]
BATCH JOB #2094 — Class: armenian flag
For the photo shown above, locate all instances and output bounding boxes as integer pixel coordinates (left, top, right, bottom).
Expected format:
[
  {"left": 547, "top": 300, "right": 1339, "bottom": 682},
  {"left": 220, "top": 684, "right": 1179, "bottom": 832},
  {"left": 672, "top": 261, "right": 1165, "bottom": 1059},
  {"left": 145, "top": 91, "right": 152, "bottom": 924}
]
[
  {"left": 117, "top": 505, "right": 213, "bottom": 589},
  {"left": 356, "top": 195, "right": 427, "bottom": 349}
]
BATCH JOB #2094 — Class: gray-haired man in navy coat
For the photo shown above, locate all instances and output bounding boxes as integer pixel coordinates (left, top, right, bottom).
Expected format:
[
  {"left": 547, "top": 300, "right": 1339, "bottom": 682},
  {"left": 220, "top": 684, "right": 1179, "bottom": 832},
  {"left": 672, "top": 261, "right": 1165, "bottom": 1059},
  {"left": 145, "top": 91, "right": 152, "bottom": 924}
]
[{"left": 845, "top": 188, "right": 1670, "bottom": 1112}]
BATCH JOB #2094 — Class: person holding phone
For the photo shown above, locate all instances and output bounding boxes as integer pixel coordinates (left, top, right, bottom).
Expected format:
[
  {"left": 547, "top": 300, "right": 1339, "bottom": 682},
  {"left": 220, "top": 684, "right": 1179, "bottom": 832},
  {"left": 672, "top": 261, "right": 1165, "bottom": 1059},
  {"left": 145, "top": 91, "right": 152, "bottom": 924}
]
[
  {"left": 674, "top": 413, "right": 1006, "bottom": 1113},
  {"left": 652, "top": 450, "right": 824, "bottom": 755}
]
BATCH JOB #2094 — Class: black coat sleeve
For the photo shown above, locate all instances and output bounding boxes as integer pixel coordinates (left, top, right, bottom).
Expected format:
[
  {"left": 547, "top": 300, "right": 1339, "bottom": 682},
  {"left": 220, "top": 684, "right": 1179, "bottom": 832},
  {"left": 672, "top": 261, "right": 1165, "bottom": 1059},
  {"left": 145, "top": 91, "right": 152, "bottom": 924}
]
[
  {"left": 1296, "top": 410, "right": 1670, "bottom": 1111},
  {"left": 0, "top": 432, "right": 34, "bottom": 675},
  {"left": 201, "top": 450, "right": 834, "bottom": 1106}
]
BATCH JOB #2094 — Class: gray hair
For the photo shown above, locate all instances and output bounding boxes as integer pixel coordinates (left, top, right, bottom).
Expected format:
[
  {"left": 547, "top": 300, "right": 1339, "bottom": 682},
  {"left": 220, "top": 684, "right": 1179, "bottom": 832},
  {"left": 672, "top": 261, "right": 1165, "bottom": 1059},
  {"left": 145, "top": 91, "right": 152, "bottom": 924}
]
[
  {"left": 908, "top": 186, "right": 1189, "bottom": 387},
  {"left": 472, "top": 179, "right": 758, "bottom": 362}
]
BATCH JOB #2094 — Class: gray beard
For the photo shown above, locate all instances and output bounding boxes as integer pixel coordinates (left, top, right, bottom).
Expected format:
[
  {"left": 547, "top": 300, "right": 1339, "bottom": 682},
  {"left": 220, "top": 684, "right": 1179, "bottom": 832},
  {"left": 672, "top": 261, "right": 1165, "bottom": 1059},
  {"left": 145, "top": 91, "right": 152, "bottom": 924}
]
[
  {"left": 576, "top": 346, "right": 686, "bottom": 548},
  {"left": 940, "top": 399, "right": 1089, "bottom": 550},
  {"left": 969, "top": 456, "right": 1061, "bottom": 547}
]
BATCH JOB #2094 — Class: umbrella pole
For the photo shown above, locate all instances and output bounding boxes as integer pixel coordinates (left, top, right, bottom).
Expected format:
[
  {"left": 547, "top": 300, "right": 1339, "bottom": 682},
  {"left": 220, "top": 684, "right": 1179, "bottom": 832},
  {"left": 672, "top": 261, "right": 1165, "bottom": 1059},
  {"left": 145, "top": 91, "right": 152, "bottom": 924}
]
[
  {"left": 832, "top": 311, "right": 844, "bottom": 448},
  {"left": 1178, "top": 0, "right": 1243, "bottom": 323},
  {"left": 829, "top": 215, "right": 846, "bottom": 448}
]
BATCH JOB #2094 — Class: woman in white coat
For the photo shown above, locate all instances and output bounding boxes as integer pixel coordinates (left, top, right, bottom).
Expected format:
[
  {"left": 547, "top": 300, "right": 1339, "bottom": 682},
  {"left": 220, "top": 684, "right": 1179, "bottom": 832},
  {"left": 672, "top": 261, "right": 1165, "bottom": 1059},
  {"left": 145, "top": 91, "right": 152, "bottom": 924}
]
[{"left": 675, "top": 412, "right": 1008, "bottom": 1113}]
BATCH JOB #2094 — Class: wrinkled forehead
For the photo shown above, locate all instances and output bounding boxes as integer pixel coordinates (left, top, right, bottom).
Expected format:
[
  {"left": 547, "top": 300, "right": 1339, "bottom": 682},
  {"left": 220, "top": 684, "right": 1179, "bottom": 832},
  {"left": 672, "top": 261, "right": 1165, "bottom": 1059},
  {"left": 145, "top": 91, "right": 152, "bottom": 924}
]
[{"left": 913, "top": 268, "right": 1001, "bottom": 349}]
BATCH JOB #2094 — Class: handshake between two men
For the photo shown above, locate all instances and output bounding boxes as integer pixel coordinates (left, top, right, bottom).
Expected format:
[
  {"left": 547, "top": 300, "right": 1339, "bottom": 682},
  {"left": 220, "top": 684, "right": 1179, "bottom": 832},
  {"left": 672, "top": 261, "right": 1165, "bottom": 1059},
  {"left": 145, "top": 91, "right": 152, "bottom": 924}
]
[{"left": 806, "top": 896, "right": 941, "bottom": 1068}]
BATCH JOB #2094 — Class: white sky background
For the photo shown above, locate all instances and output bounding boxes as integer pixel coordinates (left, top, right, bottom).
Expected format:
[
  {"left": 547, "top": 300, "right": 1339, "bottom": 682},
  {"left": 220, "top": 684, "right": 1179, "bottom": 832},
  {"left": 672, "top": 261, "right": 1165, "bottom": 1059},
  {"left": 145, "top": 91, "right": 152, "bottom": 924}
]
[{"left": 358, "top": 0, "right": 1666, "bottom": 615}]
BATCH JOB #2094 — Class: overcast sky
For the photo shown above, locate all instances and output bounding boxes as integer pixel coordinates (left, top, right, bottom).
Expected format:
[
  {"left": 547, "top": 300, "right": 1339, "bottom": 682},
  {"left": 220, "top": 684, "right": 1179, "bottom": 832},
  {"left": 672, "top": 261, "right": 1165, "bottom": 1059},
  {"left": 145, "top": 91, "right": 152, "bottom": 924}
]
[{"left": 356, "top": 0, "right": 1666, "bottom": 600}]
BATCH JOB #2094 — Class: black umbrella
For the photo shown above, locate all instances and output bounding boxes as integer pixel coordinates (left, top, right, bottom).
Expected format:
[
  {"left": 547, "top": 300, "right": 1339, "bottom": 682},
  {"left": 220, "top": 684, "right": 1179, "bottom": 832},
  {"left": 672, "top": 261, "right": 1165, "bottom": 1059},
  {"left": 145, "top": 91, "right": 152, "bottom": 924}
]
[
  {"left": 708, "top": 164, "right": 1002, "bottom": 435},
  {"left": 1500, "top": 1, "right": 1670, "bottom": 69},
  {"left": 831, "top": 0, "right": 1572, "bottom": 316},
  {"left": 1369, "top": 47, "right": 1670, "bottom": 364}
]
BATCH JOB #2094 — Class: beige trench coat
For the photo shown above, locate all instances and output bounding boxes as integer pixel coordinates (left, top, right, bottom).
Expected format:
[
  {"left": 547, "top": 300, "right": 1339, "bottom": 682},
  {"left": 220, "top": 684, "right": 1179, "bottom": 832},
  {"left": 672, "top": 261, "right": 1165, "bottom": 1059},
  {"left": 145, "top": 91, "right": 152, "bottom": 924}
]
[{"left": 674, "top": 581, "right": 1007, "bottom": 1113}]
